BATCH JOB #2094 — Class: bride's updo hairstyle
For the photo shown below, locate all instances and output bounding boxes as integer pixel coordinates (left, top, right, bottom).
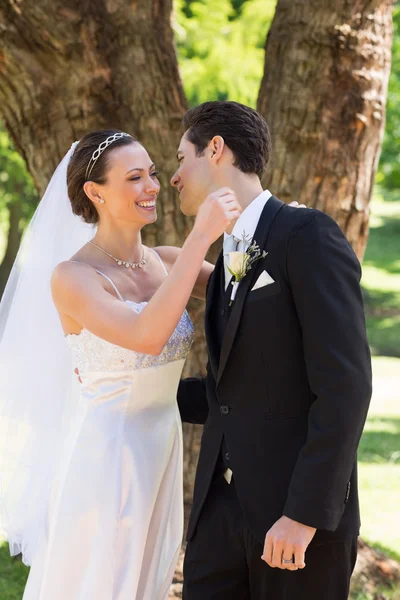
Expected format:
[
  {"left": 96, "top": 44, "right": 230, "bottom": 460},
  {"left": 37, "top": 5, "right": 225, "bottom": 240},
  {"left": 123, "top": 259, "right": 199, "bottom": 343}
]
[{"left": 67, "top": 129, "right": 137, "bottom": 224}]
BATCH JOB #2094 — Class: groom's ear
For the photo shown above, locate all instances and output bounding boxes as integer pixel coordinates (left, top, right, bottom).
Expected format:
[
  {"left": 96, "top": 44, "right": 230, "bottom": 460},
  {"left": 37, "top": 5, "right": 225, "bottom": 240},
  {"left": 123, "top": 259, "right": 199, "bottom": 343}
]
[{"left": 209, "top": 136, "right": 225, "bottom": 163}]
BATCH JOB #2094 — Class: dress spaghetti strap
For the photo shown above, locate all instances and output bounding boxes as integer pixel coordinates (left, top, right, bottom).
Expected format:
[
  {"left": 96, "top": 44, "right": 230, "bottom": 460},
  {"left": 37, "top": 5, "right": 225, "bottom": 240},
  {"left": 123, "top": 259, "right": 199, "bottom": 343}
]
[
  {"left": 69, "top": 261, "right": 124, "bottom": 301},
  {"left": 94, "top": 270, "right": 125, "bottom": 302},
  {"left": 152, "top": 249, "right": 168, "bottom": 277}
]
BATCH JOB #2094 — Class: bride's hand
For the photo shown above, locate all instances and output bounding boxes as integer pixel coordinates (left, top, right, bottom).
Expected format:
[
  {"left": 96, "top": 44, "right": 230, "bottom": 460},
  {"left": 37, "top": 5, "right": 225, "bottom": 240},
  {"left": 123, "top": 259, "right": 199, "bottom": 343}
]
[
  {"left": 289, "top": 201, "right": 308, "bottom": 209},
  {"left": 193, "top": 187, "right": 242, "bottom": 245}
]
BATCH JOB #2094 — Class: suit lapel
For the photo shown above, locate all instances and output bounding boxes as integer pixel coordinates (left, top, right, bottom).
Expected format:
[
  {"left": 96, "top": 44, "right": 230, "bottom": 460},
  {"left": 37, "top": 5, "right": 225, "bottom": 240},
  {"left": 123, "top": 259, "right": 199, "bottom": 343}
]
[
  {"left": 204, "top": 250, "right": 224, "bottom": 381},
  {"left": 217, "top": 196, "right": 285, "bottom": 386}
]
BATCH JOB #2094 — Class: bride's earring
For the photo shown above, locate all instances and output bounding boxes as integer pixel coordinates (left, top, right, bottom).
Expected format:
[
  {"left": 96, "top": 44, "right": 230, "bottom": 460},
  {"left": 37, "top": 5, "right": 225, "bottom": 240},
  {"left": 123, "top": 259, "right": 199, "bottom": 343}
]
[{"left": 99, "top": 198, "right": 105, "bottom": 204}]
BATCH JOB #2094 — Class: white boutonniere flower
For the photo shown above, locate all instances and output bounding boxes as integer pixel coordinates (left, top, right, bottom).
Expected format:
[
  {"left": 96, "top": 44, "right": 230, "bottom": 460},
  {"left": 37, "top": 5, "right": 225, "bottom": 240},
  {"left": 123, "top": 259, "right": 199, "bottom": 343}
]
[{"left": 226, "top": 233, "right": 268, "bottom": 305}]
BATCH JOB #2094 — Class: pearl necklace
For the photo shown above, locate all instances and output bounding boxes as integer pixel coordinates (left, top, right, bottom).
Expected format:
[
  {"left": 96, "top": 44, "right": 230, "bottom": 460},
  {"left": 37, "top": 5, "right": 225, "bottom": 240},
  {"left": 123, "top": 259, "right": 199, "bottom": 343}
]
[{"left": 89, "top": 241, "right": 146, "bottom": 269}]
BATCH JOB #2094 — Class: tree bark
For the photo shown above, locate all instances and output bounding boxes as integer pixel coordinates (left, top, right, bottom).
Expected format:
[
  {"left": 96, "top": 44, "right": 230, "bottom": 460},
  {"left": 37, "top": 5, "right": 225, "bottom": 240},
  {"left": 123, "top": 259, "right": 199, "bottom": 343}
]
[
  {"left": 257, "top": 0, "right": 394, "bottom": 259},
  {"left": 0, "top": 0, "right": 205, "bottom": 504},
  {"left": 0, "top": 0, "right": 188, "bottom": 243}
]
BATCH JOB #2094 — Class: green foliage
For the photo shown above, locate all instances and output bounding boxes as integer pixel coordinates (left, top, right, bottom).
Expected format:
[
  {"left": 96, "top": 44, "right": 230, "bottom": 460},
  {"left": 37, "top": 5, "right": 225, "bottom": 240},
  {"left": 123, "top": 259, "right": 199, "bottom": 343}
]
[
  {"left": 377, "top": 4, "right": 400, "bottom": 189},
  {"left": 0, "top": 123, "right": 38, "bottom": 258},
  {"left": 0, "top": 124, "right": 38, "bottom": 222},
  {"left": 361, "top": 190, "right": 400, "bottom": 358},
  {"left": 174, "top": 0, "right": 277, "bottom": 108}
]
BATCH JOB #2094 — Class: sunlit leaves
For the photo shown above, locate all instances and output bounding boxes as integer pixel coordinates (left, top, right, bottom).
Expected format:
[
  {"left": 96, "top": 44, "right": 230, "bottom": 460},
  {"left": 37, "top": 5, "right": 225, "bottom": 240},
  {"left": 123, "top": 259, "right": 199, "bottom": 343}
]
[{"left": 173, "top": 0, "right": 278, "bottom": 107}]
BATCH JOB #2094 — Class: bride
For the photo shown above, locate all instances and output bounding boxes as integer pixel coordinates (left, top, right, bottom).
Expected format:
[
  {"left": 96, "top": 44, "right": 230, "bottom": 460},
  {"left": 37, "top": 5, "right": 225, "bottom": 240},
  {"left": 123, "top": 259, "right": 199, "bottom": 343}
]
[{"left": 0, "top": 129, "right": 241, "bottom": 599}]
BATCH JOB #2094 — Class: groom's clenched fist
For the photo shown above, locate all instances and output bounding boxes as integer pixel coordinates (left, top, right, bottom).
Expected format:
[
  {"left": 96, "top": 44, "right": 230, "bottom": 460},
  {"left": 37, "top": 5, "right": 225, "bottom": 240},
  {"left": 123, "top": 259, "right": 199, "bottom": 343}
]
[{"left": 261, "top": 516, "right": 316, "bottom": 571}]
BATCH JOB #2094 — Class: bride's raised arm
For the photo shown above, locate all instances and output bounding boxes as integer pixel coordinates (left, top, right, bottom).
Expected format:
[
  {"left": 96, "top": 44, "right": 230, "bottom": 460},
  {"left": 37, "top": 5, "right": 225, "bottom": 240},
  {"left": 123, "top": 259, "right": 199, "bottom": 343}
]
[{"left": 52, "top": 189, "right": 239, "bottom": 355}]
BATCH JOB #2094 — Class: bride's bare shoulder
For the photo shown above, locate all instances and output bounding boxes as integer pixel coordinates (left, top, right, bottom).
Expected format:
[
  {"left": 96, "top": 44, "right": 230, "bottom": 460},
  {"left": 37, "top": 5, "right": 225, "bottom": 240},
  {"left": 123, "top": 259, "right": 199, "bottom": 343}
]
[
  {"left": 52, "top": 259, "right": 93, "bottom": 278},
  {"left": 51, "top": 260, "right": 96, "bottom": 296}
]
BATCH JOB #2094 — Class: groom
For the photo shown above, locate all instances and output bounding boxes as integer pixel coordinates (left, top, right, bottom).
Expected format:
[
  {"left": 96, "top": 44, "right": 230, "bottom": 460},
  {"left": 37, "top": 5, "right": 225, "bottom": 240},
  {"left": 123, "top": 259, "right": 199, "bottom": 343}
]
[{"left": 173, "top": 101, "right": 372, "bottom": 599}]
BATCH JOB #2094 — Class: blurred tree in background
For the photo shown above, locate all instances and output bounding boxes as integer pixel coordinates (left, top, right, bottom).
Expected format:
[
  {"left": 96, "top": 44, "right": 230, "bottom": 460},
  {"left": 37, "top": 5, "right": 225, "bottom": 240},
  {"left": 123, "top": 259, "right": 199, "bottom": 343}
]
[
  {"left": 377, "top": 2, "right": 400, "bottom": 189},
  {"left": 258, "top": 0, "right": 393, "bottom": 259}
]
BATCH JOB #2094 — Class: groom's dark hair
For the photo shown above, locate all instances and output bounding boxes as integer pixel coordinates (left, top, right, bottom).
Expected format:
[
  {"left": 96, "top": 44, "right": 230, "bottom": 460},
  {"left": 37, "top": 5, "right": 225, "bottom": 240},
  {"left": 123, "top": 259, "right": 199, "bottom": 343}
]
[{"left": 183, "top": 101, "right": 271, "bottom": 179}]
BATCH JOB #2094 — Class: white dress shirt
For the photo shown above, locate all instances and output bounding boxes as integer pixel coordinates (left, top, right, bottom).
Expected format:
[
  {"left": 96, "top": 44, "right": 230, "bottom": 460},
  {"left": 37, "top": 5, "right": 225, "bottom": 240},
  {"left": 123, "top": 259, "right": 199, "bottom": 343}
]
[{"left": 223, "top": 189, "right": 272, "bottom": 288}]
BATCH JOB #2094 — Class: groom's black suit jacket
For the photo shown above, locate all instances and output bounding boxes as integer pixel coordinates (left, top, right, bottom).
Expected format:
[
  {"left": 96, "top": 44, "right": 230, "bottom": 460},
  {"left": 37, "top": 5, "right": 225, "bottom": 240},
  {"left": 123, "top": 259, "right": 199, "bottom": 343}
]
[{"left": 178, "top": 196, "right": 372, "bottom": 546}]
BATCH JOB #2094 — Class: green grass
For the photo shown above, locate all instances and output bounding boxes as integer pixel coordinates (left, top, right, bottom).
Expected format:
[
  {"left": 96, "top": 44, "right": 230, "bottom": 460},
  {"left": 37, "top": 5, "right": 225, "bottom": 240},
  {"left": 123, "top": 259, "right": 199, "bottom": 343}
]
[
  {"left": 0, "top": 544, "right": 28, "bottom": 599},
  {"left": 352, "top": 586, "right": 400, "bottom": 600},
  {"left": 357, "top": 193, "right": 400, "bottom": 562},
  {"left": 362, "top": 190, "right": 400, "bottom": 357},
  {"left": 358, "top": 356, "right": 400, "bottom": 560}
]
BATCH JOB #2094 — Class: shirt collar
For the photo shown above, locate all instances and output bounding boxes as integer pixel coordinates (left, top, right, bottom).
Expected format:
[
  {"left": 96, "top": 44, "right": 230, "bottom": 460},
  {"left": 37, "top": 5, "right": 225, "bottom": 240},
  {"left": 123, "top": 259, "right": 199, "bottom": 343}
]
[{"left": 224, "top": 189, "right": 272, "bottom": 243}]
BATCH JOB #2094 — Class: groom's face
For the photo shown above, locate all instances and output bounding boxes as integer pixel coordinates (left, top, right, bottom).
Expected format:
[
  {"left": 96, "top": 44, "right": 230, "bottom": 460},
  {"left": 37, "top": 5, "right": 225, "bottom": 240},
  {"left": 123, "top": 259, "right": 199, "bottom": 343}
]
[{"left": 170, "top": 133, "right": 215, "bottom": 216}]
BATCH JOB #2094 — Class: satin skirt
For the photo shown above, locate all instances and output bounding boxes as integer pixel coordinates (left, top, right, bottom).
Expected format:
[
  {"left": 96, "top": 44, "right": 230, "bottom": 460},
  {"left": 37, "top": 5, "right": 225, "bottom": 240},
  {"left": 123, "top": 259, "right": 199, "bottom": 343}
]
[{"left": 23, "top": 359, "right": 185, "bottom": 600}]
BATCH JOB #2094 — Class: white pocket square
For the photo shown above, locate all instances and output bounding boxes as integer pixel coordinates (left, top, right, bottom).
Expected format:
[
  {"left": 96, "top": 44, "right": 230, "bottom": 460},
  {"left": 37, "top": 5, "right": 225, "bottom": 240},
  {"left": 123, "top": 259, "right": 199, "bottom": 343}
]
[{"left": 251, "top": 270, "right": 275, "bottom": 291}]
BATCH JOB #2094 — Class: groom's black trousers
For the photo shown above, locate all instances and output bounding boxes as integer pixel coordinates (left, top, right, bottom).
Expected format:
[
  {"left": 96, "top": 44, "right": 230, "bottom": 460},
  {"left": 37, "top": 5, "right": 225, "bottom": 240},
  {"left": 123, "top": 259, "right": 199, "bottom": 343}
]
[{"left": 182, "top": 474, "right": 358, "bottom": 600}]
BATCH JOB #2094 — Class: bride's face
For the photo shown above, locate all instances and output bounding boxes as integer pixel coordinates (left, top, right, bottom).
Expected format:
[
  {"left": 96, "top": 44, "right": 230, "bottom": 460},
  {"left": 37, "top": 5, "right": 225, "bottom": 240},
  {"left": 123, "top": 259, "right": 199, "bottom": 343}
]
[{"left": 95, "top": 143, "right": 160, "bottom": 226}]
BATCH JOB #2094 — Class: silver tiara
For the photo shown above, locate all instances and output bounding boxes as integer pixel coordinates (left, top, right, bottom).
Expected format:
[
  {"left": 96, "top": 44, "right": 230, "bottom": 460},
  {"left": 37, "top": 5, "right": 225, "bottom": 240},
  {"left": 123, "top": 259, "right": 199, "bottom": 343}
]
[{"left": 85, "top": 132, "right": 131, "bottom": 180}]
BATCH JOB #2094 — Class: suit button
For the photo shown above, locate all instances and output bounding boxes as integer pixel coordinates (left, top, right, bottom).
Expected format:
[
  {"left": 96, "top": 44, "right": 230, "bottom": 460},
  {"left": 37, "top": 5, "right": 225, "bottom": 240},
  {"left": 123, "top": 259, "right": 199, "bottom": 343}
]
[
  {"left": 221, "top": 309, "right": 226, "bottom": 316},
  {"left": 225, "top": 452, "right": 230, "bottom": 461},
  {"left": 220, "top": 405, "right": 230, "bottom": 415}
]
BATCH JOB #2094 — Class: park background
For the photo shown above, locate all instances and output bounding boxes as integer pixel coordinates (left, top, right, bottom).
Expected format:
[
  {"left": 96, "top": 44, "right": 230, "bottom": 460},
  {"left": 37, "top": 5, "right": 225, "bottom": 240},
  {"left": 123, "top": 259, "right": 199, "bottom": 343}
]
[{"left": 0, "top": 0, "right": 399, "bottom": 598}]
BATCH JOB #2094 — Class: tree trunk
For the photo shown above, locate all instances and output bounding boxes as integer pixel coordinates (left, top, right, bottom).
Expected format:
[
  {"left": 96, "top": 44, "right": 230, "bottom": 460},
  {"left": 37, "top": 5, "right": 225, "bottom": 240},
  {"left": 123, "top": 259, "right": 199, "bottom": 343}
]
[
  {"left": 0, "top": 0, "right": 188, "bottom": 242},
  {"left": 257, "top": 0, "right": 394, "bottom": 259},
  {"left": 0, "top": 0, "right": 205, "bottom": 504}
]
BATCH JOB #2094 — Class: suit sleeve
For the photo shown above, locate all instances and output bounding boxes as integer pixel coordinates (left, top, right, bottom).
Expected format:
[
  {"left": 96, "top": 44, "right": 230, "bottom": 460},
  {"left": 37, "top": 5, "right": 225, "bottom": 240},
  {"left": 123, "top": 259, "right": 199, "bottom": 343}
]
[
  {"left": 283, "top": 211, "right": 372, "bottom": 531},
  {"left": 177, "top": 372, "right": 209, "bottom": 425}
]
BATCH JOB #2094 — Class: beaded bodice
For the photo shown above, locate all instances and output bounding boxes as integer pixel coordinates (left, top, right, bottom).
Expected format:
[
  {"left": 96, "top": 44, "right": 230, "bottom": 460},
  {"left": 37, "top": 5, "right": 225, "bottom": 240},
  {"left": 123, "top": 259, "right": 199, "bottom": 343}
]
[{"left": 66, "top": 301, "right": 194, "bottom": 373}]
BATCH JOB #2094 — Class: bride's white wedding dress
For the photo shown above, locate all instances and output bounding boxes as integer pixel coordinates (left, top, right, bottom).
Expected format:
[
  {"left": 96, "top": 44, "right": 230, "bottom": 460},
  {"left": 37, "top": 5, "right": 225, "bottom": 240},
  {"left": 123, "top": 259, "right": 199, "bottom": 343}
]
[{"left": 23, "top": 253, "right": 194, "bottom": 600}]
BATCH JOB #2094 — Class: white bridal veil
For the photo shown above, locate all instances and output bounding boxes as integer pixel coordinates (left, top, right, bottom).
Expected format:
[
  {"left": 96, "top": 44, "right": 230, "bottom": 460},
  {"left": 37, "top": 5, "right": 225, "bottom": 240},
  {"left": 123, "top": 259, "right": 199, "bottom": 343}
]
[{"left": 0, "top": 142, "right": 95, "bottom": 565}]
